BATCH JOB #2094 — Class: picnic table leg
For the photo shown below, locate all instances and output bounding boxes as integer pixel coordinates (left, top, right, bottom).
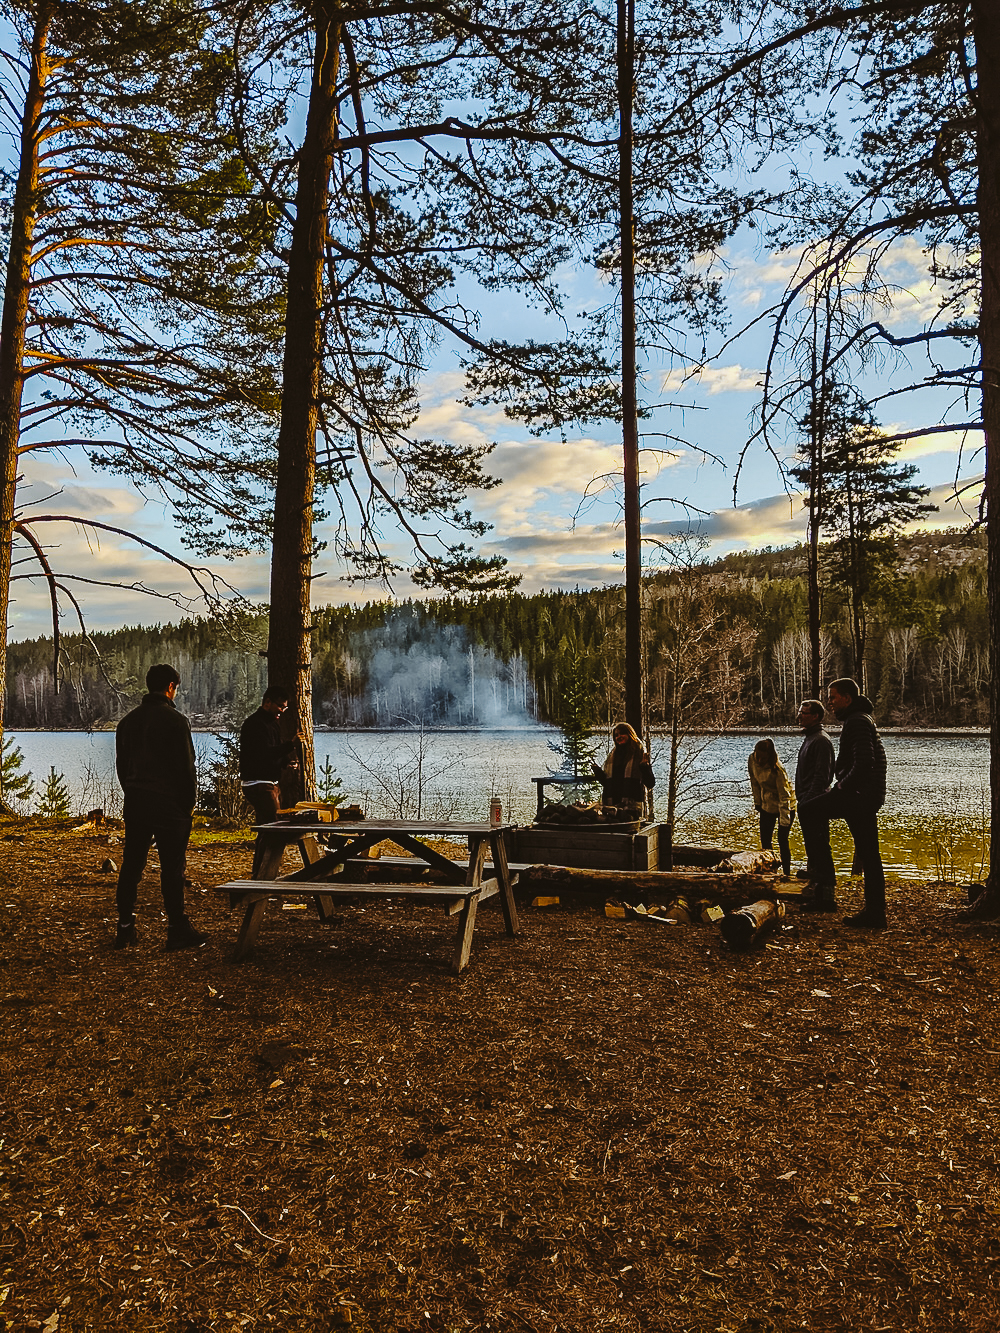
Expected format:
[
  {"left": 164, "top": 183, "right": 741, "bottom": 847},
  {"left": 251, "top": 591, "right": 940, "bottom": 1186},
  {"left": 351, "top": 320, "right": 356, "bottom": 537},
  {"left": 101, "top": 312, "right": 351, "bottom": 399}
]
[
  {"left": 451, "top": 890, "right": 481, "bottom": 974},
  {"left": 297, "top": 836, "right": 335, "bottom": 919},
  {"left": 232, "top": 897, "right": 268, "bottom": 961},
  {"left": 489, "top": 831, "right": 520, "bottom": 936},
  {"left": 298, "top": 834, "right": 323, "bottom": 867},
  {"left": 465, "top": 835, "right": 490, "bottom": 887},
  {"left": 255, "top": 840, "right": 285, "bottom": 881},
  {"left": 313, "top": 893, "right": 336, "bottom": 922}
]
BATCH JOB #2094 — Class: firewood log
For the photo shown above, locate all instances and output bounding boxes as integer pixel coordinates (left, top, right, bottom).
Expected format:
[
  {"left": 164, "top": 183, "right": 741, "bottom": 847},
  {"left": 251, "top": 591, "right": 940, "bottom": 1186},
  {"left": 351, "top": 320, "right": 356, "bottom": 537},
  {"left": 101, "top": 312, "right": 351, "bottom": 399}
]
[
  {"left": 521, "top": 864, "right": 775, "bottom": 904},
  {"left": 718, "top": 897, "right": 786, "bottom": 950}
]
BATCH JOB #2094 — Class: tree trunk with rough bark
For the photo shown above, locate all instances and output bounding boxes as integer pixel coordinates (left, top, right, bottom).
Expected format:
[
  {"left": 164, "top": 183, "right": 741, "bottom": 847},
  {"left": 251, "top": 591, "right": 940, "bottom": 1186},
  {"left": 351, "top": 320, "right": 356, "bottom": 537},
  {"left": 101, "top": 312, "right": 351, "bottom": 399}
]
[
  {"left": 0, "top": 6, "right": 49, "bottom": 762},
  {"left": 618, "top": 0, "right": 644, "bottom": 743},
  {"left": 969, "top": 0, "right": 1000, "bottom": 907},
  {"left": 266, "top": 8, "right": 340, "bottom": 801}
]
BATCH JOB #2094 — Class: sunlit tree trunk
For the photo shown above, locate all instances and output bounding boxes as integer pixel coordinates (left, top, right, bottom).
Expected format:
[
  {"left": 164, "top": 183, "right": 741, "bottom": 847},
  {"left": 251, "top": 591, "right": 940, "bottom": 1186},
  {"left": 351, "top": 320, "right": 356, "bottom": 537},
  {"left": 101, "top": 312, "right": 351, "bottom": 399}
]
[
  {"left": 804, "top": 307, "right": 826, "bottom": 697},
  {"left": 0, "top": 6, "right": 50, "bottom": 796},
  {"left": 617, "top": 0, "right": 644, "bottom": 743},
  {"left": 973, "top": 0, "right": 1000, "bottom": 897},
  {"left": 267, "top": 6, "right": 340, "bottom": 800}
]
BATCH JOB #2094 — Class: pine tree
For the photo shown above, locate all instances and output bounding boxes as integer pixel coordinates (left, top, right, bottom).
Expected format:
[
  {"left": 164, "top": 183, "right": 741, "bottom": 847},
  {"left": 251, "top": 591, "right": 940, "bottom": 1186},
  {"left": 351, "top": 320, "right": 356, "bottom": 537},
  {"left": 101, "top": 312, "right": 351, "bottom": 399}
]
[
  {"left": 792, "top": 403, "right": 935, "bottom": 690},
  {"left": 1, "top": 1, "right": 282, "bottom": 742},
  {"left": 240, "top": 1, "right": 754, "bottom": 792},
  {"left": 36, "top": 766, "right": 71, "bottom": 819},
  {"left": 549, "top": 655, "right": 598, "bottom": 780},
  {"left": 203, "top": 727, "right": 244, "bottom": 823},
  {"left": 0, "top": 733, "right": 35, "bottom": 815},
  {"left": 317, "top": 757, "right": 344, "bottom": 806},
  {"left": 713, "top": 1, "right": 998, "bottom": 894}
]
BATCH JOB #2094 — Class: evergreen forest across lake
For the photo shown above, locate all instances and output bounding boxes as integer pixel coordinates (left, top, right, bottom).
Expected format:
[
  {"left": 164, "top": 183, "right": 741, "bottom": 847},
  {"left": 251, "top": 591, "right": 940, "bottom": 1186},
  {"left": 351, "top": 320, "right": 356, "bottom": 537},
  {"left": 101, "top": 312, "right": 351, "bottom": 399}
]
[{"left": 4, "top": 529, "right": 988, "bottom": 733}]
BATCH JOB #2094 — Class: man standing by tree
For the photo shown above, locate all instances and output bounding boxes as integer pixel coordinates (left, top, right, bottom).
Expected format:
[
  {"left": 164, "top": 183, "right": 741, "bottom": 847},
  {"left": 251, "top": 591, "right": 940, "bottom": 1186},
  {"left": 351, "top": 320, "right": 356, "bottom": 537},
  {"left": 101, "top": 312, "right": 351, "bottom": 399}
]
[
  {"left": 240, "top": 687, "right": 300, "bottom": 875},
  {"left": 795, "top": 698, "right": 835, "bottom": 897},
  {"left": 798, "top": 678, "right": 888, "bottom": 929},
  {"left": 114, "top": 664, "right": 205, "bottom": 951}
]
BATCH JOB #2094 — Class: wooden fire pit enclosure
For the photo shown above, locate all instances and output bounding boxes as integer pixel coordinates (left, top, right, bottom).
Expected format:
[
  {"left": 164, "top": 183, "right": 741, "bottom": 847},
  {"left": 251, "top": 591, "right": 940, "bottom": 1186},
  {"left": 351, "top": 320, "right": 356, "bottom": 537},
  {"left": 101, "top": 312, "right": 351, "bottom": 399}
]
[
  {"left": 511, "top": 819, "right": 668, "bottom": 871},
  {"left": 503, "top": 811, "right": 789, "bottom": 914}
]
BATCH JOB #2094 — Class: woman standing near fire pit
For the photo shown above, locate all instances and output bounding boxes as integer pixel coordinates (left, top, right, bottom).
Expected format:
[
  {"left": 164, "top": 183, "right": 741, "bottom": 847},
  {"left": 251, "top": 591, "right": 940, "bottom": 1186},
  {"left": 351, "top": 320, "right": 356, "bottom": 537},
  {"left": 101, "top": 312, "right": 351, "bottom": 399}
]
[
  {"left": 591, "top": 723, "right": 655, "bottom": 820},
  {"left": 748, "top": 738, "right": 796, "bottom": 876}
]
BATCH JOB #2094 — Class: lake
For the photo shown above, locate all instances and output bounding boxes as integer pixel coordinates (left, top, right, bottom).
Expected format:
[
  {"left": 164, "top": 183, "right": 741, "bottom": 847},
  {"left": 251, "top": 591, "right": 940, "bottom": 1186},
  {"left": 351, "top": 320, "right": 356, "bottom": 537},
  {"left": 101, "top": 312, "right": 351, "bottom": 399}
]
[{"left": 5, "top": 728, "right": 991, "bottom": 882}]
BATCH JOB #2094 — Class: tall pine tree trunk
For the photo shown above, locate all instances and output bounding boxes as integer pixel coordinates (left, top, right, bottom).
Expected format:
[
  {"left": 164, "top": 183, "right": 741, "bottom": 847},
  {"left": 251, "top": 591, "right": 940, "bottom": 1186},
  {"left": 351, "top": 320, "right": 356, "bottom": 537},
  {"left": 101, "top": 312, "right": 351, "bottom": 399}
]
[
  {"left": 0, "top": 7, "right": 50, "bottom": 778},
  {"left": 266, "top": 7, "right": 340, "bottom": 800},
  {"left": 806, "top": 461, "right": 822, "bottom": 696},
  {"left": 973, "top": 0, "right": 1000, "bottom": 901},
  {"left": 617, "top": 0, "right": 644, "bottom": 742},
  {"left": 805, "top": 297, "right": 826, "bottom": 697}
]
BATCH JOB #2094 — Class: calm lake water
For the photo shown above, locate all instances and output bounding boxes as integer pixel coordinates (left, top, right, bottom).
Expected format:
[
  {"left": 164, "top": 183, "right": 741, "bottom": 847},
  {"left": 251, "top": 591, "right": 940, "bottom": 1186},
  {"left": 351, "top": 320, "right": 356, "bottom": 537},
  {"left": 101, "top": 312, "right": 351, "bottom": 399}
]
[{"left": 6, "top": 728, "right": 991, "bottom": 882}]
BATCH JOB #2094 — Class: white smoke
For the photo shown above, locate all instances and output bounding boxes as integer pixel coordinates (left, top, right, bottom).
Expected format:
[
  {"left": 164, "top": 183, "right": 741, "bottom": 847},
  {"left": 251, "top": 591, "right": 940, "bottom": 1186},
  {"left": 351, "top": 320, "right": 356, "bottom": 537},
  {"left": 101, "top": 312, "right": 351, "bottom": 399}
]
[{"left": 319, "top": 613, "right": 536, "bottom": 728}]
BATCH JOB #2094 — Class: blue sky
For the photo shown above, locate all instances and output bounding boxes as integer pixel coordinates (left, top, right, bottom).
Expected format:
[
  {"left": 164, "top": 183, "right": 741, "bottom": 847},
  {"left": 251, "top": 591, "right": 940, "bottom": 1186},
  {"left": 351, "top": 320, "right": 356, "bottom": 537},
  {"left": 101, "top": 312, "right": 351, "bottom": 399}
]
[
  {"left": 4, "top": 15, "right": 982, "bottom": 640},
  {"left": 11, "top": 231, "right": 980, "bottom": 640}
]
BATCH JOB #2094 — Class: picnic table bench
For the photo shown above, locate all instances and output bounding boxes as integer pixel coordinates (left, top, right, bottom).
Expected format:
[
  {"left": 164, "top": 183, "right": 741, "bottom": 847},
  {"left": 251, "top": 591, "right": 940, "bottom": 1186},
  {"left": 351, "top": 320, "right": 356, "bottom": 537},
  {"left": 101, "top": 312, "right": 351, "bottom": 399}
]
[{"left": 215, "top": 819, "right": 521, "bottom": 973}]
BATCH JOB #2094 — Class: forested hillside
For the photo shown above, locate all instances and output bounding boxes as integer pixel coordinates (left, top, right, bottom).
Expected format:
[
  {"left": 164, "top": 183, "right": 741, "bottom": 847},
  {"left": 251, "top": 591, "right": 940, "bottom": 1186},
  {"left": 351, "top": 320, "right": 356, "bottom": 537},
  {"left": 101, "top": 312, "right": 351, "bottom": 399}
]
[{"left": 4, "top": 528, "right": 986, "bottom": 730}]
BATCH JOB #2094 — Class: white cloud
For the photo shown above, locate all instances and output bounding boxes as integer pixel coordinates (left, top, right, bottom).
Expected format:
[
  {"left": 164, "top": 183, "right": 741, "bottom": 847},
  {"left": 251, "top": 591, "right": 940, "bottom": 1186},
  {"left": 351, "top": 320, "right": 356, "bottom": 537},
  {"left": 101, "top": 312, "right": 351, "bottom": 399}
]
[
  {"left": 472, "top": 438, "right": 631, "bottom": 530},
  {"left": 411, "top": 370, "right": 511, "bottom": 445},
  {"left": 18, "top": 454, "right": 146, "bottom": 521},
  {"left": 886, "top": 425, "right": 983, "bottom": 463},
  {"left": 920, "top": 476, "right": 983, "bottom": 527},
  {"left": 730, "top": 243, "right": 811, "bottom": 308},
  {"left": 661, "top": 363, "right": 763, "bottom": 395},
  {"left": 494, "top": 519, "right": 619, "bottom": 556},
  {"left": 725, "top": 233, "right": 977, "bottom": 335},
  {"left": 647, "top": 491, "right": 807, "bottom": 548},
  {"left": 641, "top": 475, "right": 984, "bottom": 557}
]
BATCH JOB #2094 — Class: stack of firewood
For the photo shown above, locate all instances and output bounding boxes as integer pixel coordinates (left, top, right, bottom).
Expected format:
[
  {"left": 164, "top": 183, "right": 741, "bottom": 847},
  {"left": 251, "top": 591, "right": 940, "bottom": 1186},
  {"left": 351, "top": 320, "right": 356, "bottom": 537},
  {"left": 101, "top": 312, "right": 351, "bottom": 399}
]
[{"left": 537, "top": 801, "right": 606, "bottom": 825}]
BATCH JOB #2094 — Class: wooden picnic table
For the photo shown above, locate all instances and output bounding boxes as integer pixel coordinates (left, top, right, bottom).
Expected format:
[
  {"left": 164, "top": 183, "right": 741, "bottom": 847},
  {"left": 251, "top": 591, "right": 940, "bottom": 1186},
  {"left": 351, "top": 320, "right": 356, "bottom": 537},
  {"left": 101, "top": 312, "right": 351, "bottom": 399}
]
[{"left": 215, "top": 819, "right": 521, "bottom": 973}]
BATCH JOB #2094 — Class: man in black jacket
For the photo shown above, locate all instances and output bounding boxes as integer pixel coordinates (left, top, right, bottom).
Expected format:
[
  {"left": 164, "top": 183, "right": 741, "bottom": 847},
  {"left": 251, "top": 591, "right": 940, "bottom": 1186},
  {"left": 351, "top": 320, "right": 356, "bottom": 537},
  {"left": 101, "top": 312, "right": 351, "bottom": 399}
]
[
  {"left": 114, "top": 663, "right": 205, "bottom": 950},
  {"left": 239, "top": 687, "right": 300, "bottom": 874},
  {"left": 794, "top": 698, "right": 835, "bottom": 888},
  {"left": 798, "top": 677, "right": 888, "bottom": 929}
]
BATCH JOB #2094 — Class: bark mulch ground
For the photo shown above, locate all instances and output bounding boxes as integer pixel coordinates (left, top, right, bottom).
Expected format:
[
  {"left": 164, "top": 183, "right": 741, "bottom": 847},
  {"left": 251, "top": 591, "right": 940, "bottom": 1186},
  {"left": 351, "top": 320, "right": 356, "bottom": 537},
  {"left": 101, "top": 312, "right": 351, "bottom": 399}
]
[{"left": 2, "top": 817, "right": 999, "bottom": 1332}]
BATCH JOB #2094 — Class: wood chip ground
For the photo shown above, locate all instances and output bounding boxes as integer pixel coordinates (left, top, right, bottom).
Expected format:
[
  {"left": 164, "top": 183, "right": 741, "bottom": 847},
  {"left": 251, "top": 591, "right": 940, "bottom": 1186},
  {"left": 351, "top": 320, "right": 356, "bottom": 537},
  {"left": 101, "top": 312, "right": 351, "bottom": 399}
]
[{"left": 1, "top": 820, "right": 998, "bottom": 1331}]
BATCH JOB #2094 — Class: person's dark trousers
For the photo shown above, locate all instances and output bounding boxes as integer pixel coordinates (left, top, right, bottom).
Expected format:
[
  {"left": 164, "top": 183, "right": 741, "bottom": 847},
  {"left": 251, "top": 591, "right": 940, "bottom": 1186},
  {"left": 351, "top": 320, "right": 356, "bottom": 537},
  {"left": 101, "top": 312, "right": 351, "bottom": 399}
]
[
  {"left": 115, "top": 794, "right": 192, "bottom": 925},
  {"left": 841, "top": 798, "right": 886, "bottom": 915},
  {"left": 759, "top": 810, "right": 794, "bottom": 875},
  {"left": 244, "top": 783, "right": 280, "bottom": 877},
  {"left": 799, "top": 788, "right": 886, "bottom": 912}
]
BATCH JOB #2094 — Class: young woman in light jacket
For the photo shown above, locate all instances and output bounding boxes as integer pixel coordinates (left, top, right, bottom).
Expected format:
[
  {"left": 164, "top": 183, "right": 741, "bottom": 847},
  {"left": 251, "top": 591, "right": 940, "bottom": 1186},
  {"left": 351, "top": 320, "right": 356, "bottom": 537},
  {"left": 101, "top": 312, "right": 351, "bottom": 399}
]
[{"left": 748, "top": 738, "right": 796, "bottom": 876}]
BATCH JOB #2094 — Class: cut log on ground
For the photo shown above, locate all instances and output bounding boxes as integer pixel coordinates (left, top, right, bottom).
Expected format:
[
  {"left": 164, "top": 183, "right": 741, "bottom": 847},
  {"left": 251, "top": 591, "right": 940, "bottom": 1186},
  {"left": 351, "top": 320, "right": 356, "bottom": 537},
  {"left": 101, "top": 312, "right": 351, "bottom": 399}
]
[
  {"left": 521, "top": 864, "right": 776, "bottom": 905},
  {"left": 671, "top": 844, "right": 740, "bottom": 867},
  {"left": 719, "top": 898, "right": 786, "bottom": 951},
  {"left": 718, "top": 850, "right": 781, "bottom": 873}
]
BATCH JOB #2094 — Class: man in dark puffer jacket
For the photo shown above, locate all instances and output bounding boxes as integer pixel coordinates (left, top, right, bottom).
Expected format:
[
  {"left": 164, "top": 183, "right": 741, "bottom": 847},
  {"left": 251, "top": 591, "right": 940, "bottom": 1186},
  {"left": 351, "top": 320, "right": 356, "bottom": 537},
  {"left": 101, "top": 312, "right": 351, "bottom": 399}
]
[
  {"left": 114, "top": 663, "right": 205, "bottom": 951},
  {"left": 798, "top": 677, "right": 888, "bottom": 928}
]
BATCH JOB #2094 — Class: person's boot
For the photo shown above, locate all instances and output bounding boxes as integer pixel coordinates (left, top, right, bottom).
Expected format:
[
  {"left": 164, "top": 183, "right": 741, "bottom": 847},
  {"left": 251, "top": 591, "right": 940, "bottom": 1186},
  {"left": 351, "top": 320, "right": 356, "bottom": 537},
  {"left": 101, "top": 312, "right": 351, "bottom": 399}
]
[
  {"left": 114, "top": 918, "right": 137, "bottom": 949},
  {"left": 801, "top": 882, "right": 838, "bottom": 912},
  {"left": 166, "top": 916, "right": 208, "bottom": 951}
]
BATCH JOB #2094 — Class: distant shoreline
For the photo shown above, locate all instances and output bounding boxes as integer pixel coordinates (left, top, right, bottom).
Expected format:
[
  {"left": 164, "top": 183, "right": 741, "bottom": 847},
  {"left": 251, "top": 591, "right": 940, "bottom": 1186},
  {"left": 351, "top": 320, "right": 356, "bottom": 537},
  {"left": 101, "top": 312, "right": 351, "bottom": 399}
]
[{"left": 6, "top": 725, "right": 991, "bottom": 739}]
